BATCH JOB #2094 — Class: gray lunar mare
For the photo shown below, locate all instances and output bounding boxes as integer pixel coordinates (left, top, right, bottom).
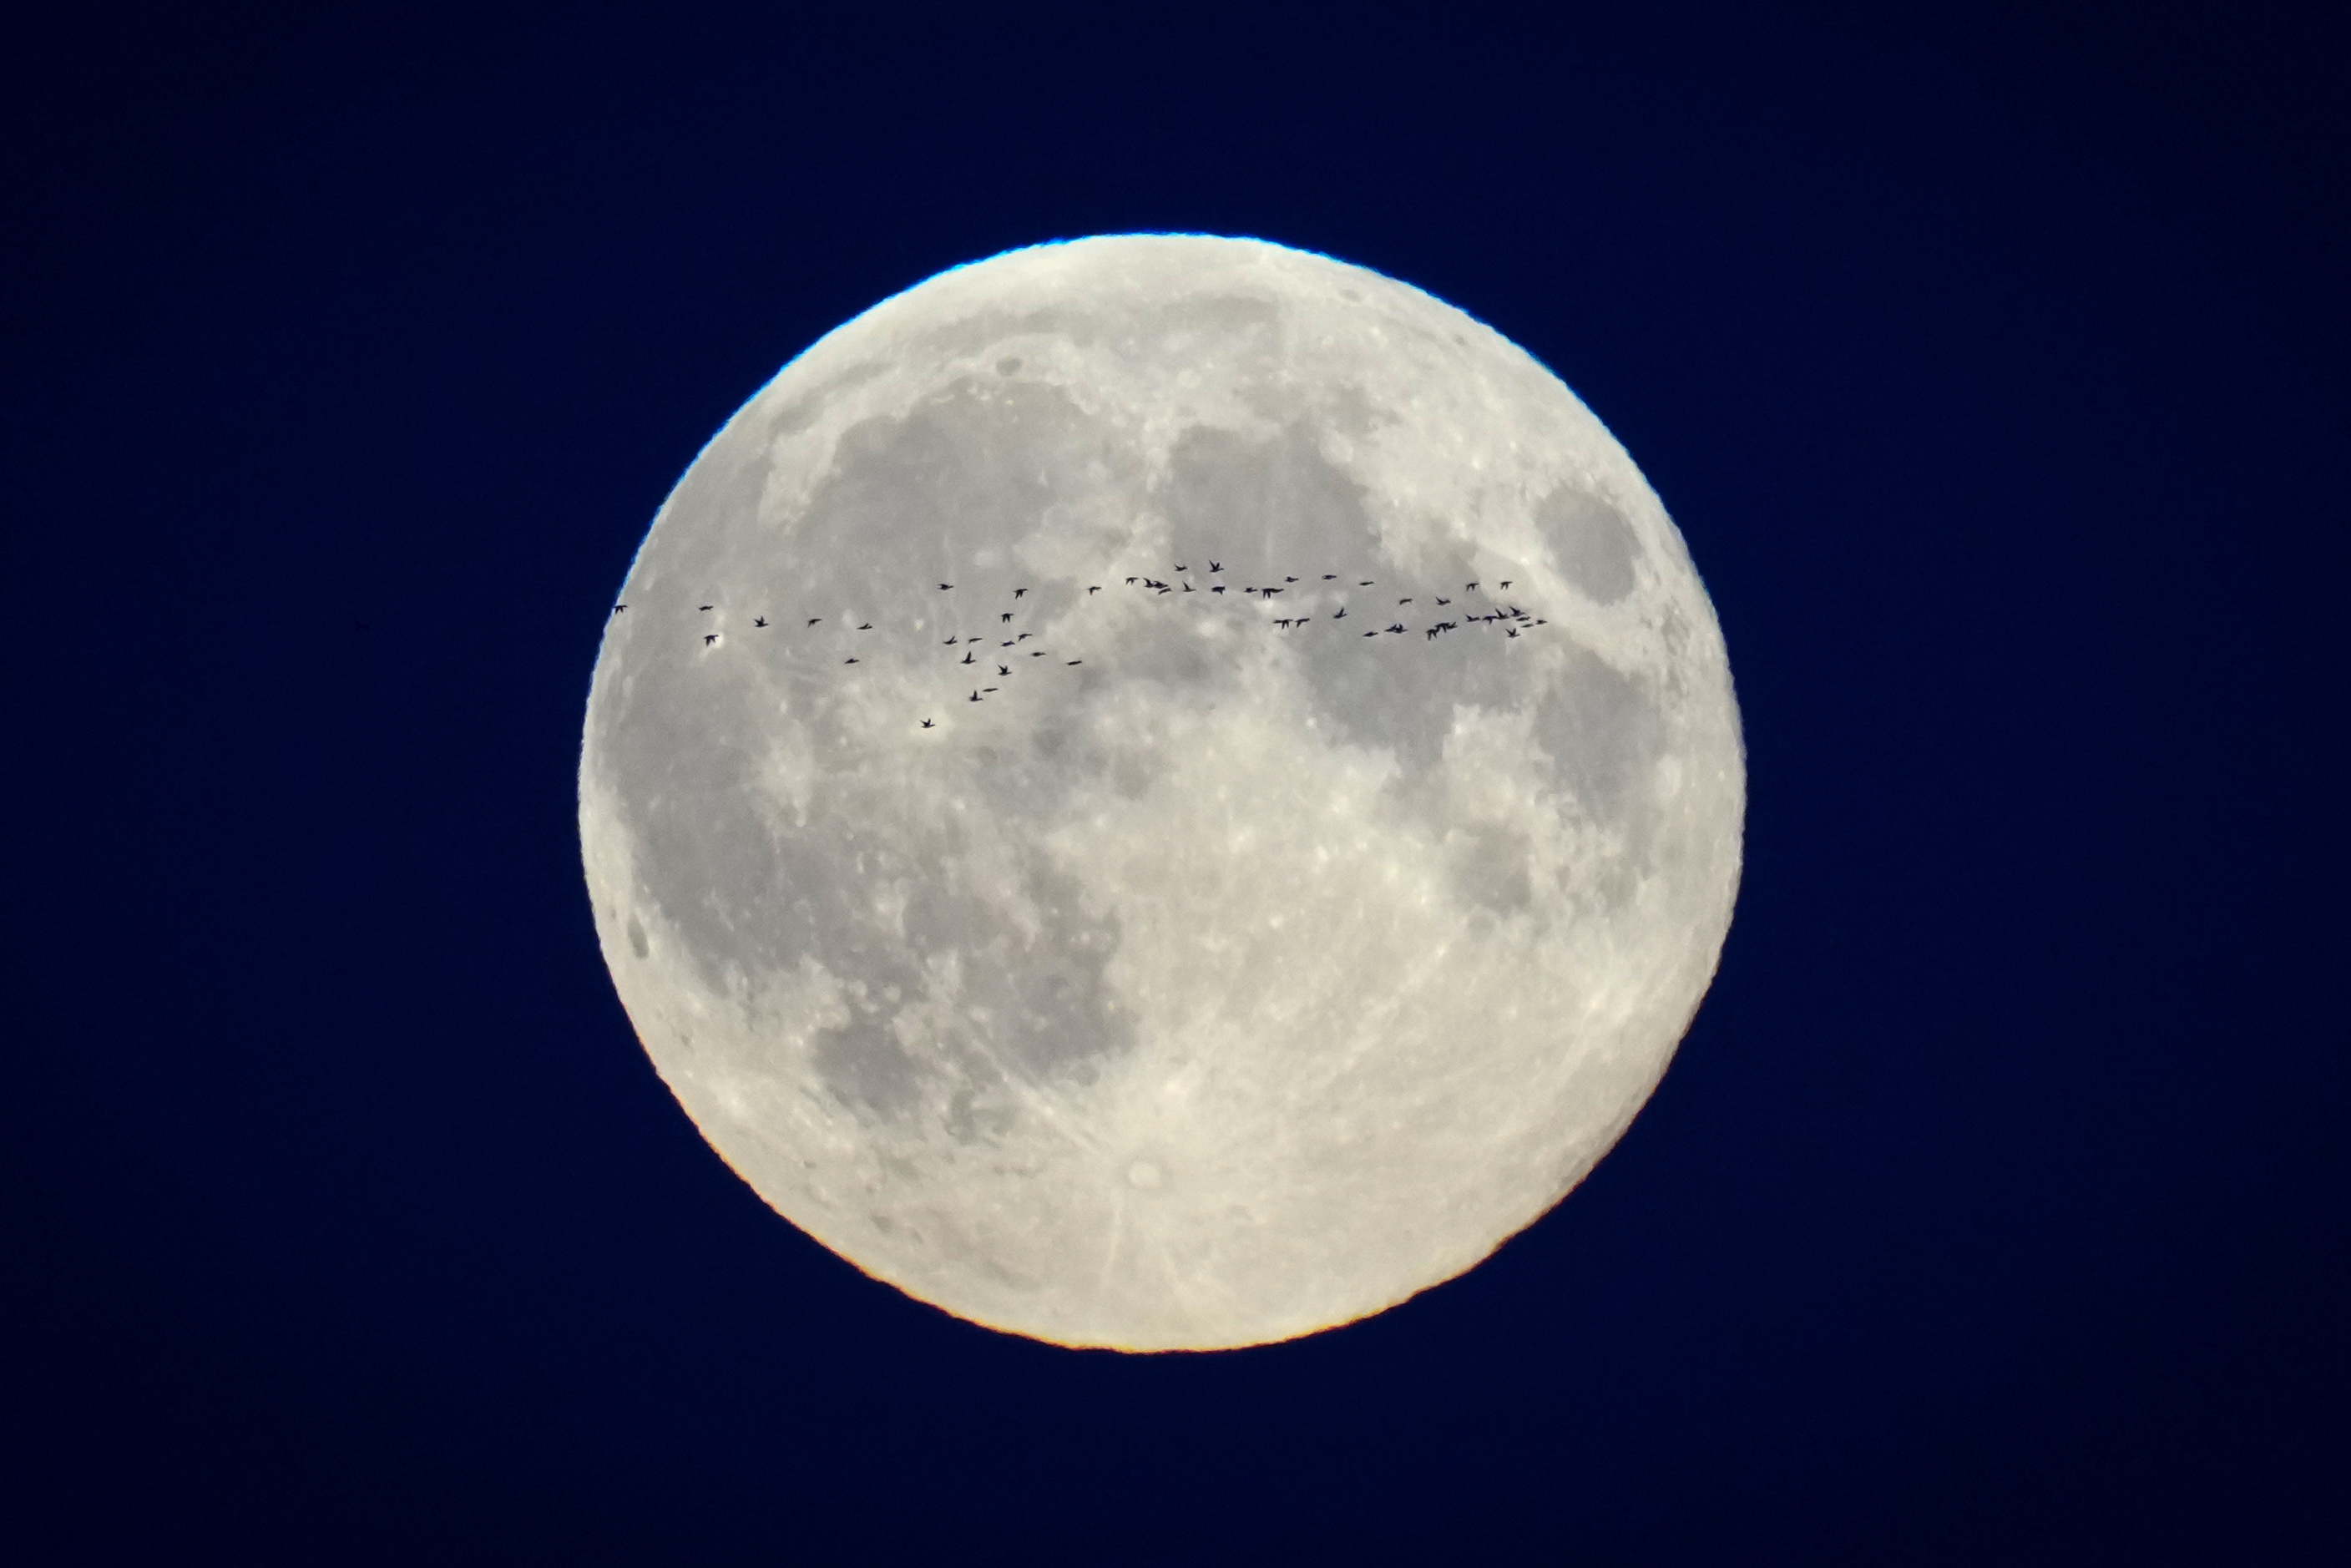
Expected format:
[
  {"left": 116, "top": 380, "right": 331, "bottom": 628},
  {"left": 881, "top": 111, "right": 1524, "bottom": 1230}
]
[{"left": 579, "top": 235, "right": 1743, "bottom": 1349}]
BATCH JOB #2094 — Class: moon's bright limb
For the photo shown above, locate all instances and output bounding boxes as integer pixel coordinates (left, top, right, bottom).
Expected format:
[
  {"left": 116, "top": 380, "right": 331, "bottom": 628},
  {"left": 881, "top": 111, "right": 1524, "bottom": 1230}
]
[{"left": 579, "top": 235, "right": 1742, "bottom": 1350}]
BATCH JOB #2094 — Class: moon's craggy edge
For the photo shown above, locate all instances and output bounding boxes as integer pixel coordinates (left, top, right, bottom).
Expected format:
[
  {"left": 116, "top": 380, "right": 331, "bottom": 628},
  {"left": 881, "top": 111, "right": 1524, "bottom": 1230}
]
[{"left": 579, "top": 236, "right": 1743, "bottom": 1348}]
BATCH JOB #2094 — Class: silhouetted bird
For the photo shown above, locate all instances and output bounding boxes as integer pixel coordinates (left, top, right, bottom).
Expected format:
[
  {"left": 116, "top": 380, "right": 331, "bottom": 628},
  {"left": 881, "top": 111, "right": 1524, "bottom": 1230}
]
[
  {"left": 1499, "top": 580, "right": 1513, "bottom": 588},
  {"left": 807, "top": 618, "right": 822, "bottom": 626},
  {"left": 1000, "top": 613, "right": 1014, "bottom": 624},
  {"left": 754, "top": 616, "right": 769, "bottom": 627},
  {"left": 921, "top": 719, "right": 935, "bottom": 728},
  {"left": 1426, "top": 628, "right": 1438, "bottom": 640},
  {"left": 1017, "top": 632, "right": 1033, "bottom": 641},
  {"left": 1285, "top": 575, "right": 1298, "bottom": 583},
  {"left": 997, "top": 665, "right": 1009, "bottom": 676},
  {"left": 1263, "top": 587, "right": 1285, "bottom": 598},
  {"left": 700, "top": 604, "right": 714, "bottom": 611},
  {"left": 1275, "top": 618, "right": 1292, "bottom": 630},
  {"left": 1505, "top": 628, "right": 1519, "bottom": 639},
  {"left": 1066, "top": 660, "right": 1081, "bottom": 666},
  {"left": 983, "top": 686, "right": 998, "bottom": 693},
  {"left": 1173, "top": 564, "right": 1187, "bottom": 572},
  {"left": 969, "top": 690, "right": 982, "bottom": 702},
  {"left": 1322, "top": 574, "right": 1337, "bottom": 580},
  {"left": 962, "top": 651, "right": 975, "bottom": 665},
  {"left": 1434, "top": 598, "right": 1449, "bottom": 606},
  {"left": 1157, "top": 585, "right": 1171, "bottom": 594},
  {"left": 1182, "top": 581, "right": 1195, "bottom": 592},
  {"left": 1002, "top": 640, "right": 1014, "bottom": 647},
  {"left": 939, "top": 584, "right": 954, "bottom": 590},
  {"left": 611, "top": 604, "right": 627, "bottom": 614},
  {"left": 1466, "top": 582, "right": 1479, "bottom": 591},
  {"left": 1208, "top": 561, "right": 1222, "bottom": 573},
  {"left": 1089, "top": 585, "right": 1101, "bottom": 595},
  {"left": 1333, "top": 606, "right": 1347, "bottom": 619},
  {"left": 1211, "top": 584, "right": 1226, "bottom": 594},
  {"left": 1363, "top": 630, "right": 1378, "bottom": 637},
  {"left": 945, "top": 636, "right": 958, "bottom": 645},
  {"left": 844, "top": 657, "right": 858, "bottom": 665},
  {"left": 1359, "top": 580, "right": 1374, "bottom": 587},
  {"left": 1387, "top": 623, "right": 1405, "bottom": 634},
  {"left": 704, "top": 635, "right": 719, "bottom": 646},
  {"left": 857, "top": 622, "right": 872, "bottom": 630},
  {"left": 1399, "top": 597, "right": 1413, "bottom": 604},
  {"left": 1295, "top": 617, "right": 1311, "bottom": 627},
  {"left": 1030, "top": 650, "right": 1047, "bottom": 657},
  {"left": 1014, "top": 589, "right": 1029, "bottom": 599},
  {"left": 1126, "top": 576, "right": 1138, "bottom": 584}
]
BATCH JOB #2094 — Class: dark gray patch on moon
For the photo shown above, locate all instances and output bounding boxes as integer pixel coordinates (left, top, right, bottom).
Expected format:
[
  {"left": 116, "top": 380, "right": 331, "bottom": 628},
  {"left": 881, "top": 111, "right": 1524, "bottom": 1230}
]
[
  {"left": 1159, "top": 421, "right": 1523, "bottom": 774},
  {"left": 1538, "top": 644, "right": 1665, "bottom": 832},
  {"left": 1160, "top": 422, "right": 1380, "bottom": 572},
  {"left": 1449, "top": 823, "right": 1535, "bottom": 916},
  {"left": 1288, "top": 566, "right": 1522, "bottom": 776},
  {"left": 813, "top": 1013, "right": 926, "bottom": 1118},
  {"left": 1539, "top": 486, "right": 1642, "bottom": 604},
  {"left": 796, "top": 377, "right": 1125, "bottom": 592}
]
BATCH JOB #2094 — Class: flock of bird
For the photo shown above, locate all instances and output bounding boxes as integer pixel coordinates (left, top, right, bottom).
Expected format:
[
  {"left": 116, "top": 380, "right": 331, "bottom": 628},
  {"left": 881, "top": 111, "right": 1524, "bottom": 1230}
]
[{"left": 612, "top": 561, "right": 1549, "bottom": 729}]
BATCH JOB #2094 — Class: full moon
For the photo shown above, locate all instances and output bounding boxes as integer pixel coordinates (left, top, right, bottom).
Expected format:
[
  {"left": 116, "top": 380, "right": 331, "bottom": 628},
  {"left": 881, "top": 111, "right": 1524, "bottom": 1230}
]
[{"left": 579, "top": 235, "right": 1742, "bottom": 1350}]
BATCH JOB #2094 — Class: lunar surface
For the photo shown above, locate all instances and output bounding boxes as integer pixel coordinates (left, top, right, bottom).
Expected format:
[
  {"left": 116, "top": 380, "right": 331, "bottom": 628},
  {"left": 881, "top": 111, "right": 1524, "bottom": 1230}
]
[{"left": 579, "top": 235, "right": 1742, "bottom": 1350}]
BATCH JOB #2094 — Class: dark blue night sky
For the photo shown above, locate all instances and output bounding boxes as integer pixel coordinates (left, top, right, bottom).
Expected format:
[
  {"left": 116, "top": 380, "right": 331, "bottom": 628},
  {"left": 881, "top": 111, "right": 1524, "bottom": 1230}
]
[{"left": 8, "top": 6, "right": 2344, "bottom": 1561}]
